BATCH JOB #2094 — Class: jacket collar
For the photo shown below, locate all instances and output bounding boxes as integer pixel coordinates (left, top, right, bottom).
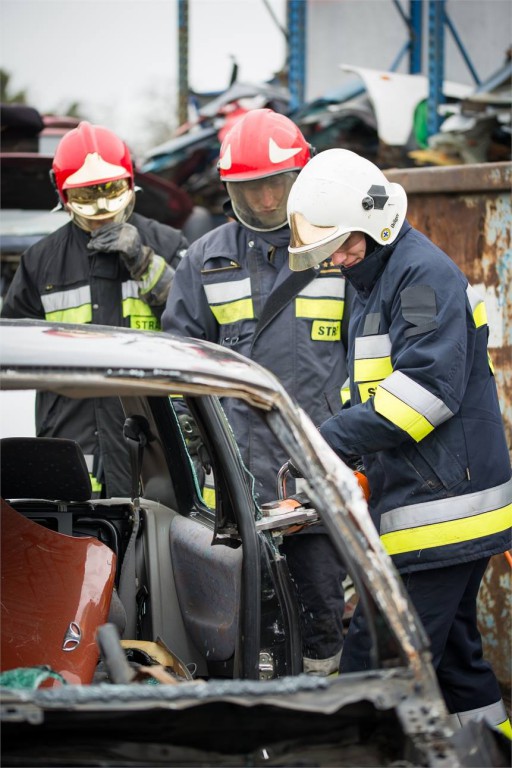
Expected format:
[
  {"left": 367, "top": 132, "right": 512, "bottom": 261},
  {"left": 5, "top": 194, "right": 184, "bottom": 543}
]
[{"left": 342, "top": 221, "right": 411, "bottom": 297}]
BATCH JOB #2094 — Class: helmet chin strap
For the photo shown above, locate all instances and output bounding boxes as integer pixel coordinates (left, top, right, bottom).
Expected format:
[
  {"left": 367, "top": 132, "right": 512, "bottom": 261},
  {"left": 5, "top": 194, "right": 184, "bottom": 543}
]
[{"left": 71, "top": 195, "right": 135, "bottom": 233}]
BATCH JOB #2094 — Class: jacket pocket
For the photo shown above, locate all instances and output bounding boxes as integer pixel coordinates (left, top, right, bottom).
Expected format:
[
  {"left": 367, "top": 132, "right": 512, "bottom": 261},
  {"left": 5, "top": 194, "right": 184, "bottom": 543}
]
[{"left": 403, "top": 429, "right": 467, "bottom": 492}]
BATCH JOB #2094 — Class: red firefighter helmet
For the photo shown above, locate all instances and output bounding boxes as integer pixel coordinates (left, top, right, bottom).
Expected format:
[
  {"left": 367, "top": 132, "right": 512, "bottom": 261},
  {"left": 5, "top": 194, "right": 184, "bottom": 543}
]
[
  {"left": 217, "top": 109, "right": 311, "bottom": 231},
  {"left": 218, "top": 108, "right": 310, "bottom": 182},
  {"left": 52, "top": 122, "right": 135, "bottom": 231}
]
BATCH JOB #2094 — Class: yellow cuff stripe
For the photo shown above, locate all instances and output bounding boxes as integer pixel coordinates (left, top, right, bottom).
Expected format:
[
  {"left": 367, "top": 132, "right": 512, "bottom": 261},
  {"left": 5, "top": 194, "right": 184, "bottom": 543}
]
[
  {"left": 381, "top": 503, "right": 512, "bottom": 556},
  {"left": 374, "top": 386, "right": 435, "bottom": 442}
]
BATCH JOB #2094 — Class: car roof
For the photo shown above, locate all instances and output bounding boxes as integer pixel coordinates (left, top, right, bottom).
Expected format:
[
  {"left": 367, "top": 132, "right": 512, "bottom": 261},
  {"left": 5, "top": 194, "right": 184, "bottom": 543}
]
[{"left": 0, "top": 319, "right": 286, "bottom": 406}]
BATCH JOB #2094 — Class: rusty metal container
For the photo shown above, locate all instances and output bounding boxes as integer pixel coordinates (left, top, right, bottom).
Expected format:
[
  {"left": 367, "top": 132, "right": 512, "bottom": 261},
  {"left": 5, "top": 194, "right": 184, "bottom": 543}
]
[{"left": 386, "top": 162, "right": 511, "bottom": 692}]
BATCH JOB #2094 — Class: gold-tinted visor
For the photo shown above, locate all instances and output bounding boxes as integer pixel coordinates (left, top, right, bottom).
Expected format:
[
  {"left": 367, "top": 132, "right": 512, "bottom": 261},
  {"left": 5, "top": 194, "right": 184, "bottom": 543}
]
[
  {"left": 66, "top": 180, "right": 132, "bottom": 218},
  {"left": 288, "top": 212, "right": 350, "bottom": 271}
]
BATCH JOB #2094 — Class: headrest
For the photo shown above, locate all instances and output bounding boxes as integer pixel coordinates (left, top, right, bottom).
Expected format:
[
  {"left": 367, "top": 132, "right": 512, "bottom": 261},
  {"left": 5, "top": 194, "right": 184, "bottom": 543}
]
[{"left": 1, "top": 437, "right": 92, "bottom": 502}]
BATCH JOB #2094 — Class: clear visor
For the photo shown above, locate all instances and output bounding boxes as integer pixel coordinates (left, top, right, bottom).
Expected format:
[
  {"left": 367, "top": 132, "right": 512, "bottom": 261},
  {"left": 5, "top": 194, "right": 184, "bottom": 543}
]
[
  {"left": 288, "top": 212, "right": 350, "bottom": 271},
  {"left": 227, "top": 171, "right": 298, "bottom": 232},
  {"left": 66, "top": 179, "right": 132, "bottom": 219}
]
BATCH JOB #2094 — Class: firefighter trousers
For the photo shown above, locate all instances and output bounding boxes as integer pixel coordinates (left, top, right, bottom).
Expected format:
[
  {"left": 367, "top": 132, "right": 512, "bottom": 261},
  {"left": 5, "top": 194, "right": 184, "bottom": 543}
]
[
  {"left": 281, "top": 531, "right": 346, "bottom": 673},
  {"left": 341, "top": 557, "right": 510, "bottom": 731}
]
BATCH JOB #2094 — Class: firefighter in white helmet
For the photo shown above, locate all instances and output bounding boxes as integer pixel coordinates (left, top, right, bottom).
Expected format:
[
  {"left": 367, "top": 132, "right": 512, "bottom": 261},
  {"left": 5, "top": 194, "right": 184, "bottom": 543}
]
[{"left": 286, "top": 148, "right": 512, "bottom": 736}]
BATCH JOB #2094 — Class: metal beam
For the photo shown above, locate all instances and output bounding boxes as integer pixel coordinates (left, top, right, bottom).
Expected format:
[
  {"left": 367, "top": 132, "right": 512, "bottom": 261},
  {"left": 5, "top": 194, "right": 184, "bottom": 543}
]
[
  {"left": 427, "top": 0, "right": 445, "bottom": 136},
  {"left": 178, "top": 0, "right": 189, "bottom": 126},
  {"left": 287, "top": 0, "right": 307, "bottom": 110}
]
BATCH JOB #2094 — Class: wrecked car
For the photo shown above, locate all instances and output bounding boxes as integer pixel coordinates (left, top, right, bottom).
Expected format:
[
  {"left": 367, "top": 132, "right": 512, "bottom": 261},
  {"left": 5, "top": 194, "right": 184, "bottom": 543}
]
[{"left": 0, "top": 319, "right": 508, "bottom": 766}]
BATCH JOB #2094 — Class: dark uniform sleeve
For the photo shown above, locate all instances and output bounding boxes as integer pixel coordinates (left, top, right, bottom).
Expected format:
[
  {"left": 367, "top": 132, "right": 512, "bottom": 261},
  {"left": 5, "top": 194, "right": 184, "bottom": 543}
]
[
  {"left": 1, "top": 250, "right": 45, "bottom": 319},
  {"left": 161, "top": 245, "right": 218, "bottom": 341},
  {"left": 127, "top": 214, "right": 189, "bottom": 312},
  {"left": 320, "top": 260, "right": 470, "bottom": 460}
]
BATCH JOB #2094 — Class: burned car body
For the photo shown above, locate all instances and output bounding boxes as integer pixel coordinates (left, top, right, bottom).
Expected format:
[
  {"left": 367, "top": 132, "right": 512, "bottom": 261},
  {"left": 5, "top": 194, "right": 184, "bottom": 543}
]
[{"left": 0, "top": 320, "right": 507, "bottom": 767}]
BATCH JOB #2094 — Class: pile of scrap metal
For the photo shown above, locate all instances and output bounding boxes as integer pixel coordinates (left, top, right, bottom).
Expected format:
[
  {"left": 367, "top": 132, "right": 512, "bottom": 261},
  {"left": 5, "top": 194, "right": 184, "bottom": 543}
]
[
  {"left": 140, "top": 55, "right": 510, "bottom": 223},
  {"left": 411, "top": 50, "right": 512, "bottom": 166}
]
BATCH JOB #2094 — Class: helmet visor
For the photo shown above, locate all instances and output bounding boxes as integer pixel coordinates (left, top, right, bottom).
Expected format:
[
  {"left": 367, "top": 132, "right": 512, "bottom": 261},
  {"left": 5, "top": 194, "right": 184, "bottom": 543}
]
[
  {"left": 227, "top": 171, "right": 298, "bottom": 232},
  {"left": 66, "top": 180, "right": 132, "bottom": 219},
  {"left": 288, "top": 212, "right": 350, "bottom": 271}
]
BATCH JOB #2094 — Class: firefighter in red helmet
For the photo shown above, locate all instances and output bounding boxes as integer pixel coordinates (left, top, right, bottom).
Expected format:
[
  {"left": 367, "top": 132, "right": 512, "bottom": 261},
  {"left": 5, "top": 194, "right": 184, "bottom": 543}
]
[
  {"left": 2, "top": 122, "right": 188, "bottom": 497},
  {"left": 163, "top": 109, "right": 350, "bottom": 675}
]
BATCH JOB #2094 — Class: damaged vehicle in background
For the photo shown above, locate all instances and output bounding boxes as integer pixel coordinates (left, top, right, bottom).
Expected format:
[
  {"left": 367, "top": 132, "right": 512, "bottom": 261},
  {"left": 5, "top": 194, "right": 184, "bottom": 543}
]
[{"left": 0, "top": 319, "right": 509, "bottom": 767}]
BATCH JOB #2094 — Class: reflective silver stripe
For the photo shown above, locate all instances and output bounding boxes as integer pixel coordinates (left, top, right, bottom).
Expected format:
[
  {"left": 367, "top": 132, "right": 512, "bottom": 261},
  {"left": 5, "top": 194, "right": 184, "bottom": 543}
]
[
  {"left": 381, "top": 477, "right": 512, "bottom": 535},
  {"left": 139, "top": 254, "right": 167, "bottom": 294},
  {"left": 204, "top": 277, "right": 252, "bottom": 305},
  {"left": 40, "top": 285, "right": 91, "bottom": 313},
  {"left": 379, "top": 370, "right": 453, "bottom": 426},
  {"left": 83, "top": 454, "right": 94, "bottom": 473},
  {"left": 466, "top": 283, "right": 483, "bottom": 313},
  {"left": 297, "top": 277, "right": 345, "bottom": 299},
  {"left": 454, "top": 699, "right": 509, "bottom": 728},
  {"left": 355, "top": 334, "right": 391, "bottom": 359},
  {"left": 122, "top": 280, "right": 140, "bottom": 300}
]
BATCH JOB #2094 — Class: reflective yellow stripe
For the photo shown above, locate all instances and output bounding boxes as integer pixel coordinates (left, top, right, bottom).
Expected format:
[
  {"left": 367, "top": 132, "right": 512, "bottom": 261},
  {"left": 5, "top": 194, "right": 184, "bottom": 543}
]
[
  {"left": 202, "top": 486, "right": 216, "bottom": 508},
  {"left": 466, "top": 284, "right": 488, "bottom": 329},
  {"left": 122, "top": 297, "right": 154, "bottom": 318},
  {"left": 473, "top": 300, "right": 487, "bottom": 328},
  {"left": 374, "top": 386, "right": 434, "bottom": 441},
  {"left": 89, "top": 473, "right": 102, "bottom": 493},
  {"left": 358, "top": 381, "right": 379, "bottom": 402},
  {"left": 45, "top": 304, "right": 92, "bottom": 323},
  {"left": 295, "top": 297, "right": 344, "bottom": 320},
  {"left": 496, "top": 718, "right": 512, "bottom": 740},
  {"left": 209, "top": 298, "right": 254, "bottom": 324},
  {"left": 488, "top": 352, "right": 495, "bottom": 373},
  {"left": 354, "top": 357, "right": 393, "bottom": 382},
  {"left": 341, "top": 386, "right": 350, "bottom": 405},
  {"left": 381, "top": 502, "right": 512, "bottom": 556}
]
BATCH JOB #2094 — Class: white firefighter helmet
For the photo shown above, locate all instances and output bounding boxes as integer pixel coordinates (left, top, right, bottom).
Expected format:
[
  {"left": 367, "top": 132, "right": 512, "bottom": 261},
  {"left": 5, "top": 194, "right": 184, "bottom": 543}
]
[{"left": 287, "top": 148, "right": 407, "bottom": 270}]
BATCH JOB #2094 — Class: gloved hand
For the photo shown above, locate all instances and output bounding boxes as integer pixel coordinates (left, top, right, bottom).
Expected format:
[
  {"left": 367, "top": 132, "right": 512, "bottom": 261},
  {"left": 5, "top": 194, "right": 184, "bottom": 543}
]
[{"left": 87, "top": 222, "right": 152, "bottom": 279}]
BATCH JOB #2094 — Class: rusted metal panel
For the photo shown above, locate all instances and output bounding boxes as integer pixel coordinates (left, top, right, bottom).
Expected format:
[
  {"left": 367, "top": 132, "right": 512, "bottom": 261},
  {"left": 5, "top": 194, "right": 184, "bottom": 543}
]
[
  {"left": 477, "top": 555, "right": 511, "bottom": 691},
  {"left": 387, "top": 163, "right": 512, "bottom": 689}
]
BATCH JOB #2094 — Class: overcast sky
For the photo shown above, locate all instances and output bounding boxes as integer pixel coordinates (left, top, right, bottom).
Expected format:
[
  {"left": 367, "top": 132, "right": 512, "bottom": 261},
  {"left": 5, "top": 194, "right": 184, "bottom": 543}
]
[{"left": 1, "top": 0, "right": 287, "bottom": 153}]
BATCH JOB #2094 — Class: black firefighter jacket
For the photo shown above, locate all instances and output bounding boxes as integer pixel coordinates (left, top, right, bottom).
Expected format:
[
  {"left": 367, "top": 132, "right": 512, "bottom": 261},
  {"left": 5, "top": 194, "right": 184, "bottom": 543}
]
[
  {"left": 2, "top": 212, "right": 188, "bottom": 496},
  {"left": 162, "top": 221, "right": 349, "bottom": 503},
  {"left": 320, "top": 221, "right": 512, "bottom": 573}
]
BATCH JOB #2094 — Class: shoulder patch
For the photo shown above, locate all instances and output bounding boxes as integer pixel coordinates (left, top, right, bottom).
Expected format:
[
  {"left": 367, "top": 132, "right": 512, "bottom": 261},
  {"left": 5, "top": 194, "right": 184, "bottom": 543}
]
[{"left": 400, "top": 284, "right": 438, "bottom": 338}]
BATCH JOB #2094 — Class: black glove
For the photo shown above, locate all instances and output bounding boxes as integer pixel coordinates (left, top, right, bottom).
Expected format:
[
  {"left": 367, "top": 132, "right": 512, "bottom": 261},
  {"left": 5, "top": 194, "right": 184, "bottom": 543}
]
[{"left": 87, "top": 222, "right": 152, "bottom": 279}]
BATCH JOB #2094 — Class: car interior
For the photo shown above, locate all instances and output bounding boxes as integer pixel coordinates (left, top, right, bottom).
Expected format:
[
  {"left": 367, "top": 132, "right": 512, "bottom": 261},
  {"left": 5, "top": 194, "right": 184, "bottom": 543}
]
[{"left": 0, "top": 391, "right": 309, "bottom": 686}]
